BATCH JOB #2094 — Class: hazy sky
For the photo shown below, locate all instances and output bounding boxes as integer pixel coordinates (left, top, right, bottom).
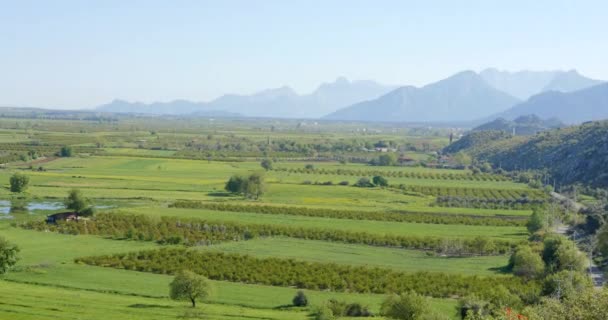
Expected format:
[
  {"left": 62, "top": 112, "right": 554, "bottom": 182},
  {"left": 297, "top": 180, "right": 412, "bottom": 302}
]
[{"left": 1, "top": 0, "right": 607, "bottom": 109}]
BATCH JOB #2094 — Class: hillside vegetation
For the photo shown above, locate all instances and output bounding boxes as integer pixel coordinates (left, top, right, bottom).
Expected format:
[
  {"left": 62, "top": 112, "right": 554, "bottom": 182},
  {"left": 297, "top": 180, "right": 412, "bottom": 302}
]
[{"left": 444, "top": 121, "right": 608, "bottom": 187}]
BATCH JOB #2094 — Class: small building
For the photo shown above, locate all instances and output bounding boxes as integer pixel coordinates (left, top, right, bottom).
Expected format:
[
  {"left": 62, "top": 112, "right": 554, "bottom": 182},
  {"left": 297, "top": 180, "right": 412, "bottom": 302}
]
[{"left": 46, "top": 212, "right": 79, "bottom": 224}]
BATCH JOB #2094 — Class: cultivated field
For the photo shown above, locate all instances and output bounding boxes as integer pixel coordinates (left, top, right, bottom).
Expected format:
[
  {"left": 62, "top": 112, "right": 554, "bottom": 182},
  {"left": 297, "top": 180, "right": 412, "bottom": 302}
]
[{"left": 0, "top": 118, "right": 545, "bottom": 319}]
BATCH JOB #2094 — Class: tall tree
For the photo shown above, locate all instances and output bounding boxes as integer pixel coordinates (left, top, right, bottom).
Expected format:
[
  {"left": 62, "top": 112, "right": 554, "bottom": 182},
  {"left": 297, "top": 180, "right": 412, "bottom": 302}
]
[{"left": 169, "top": 270, "right": 210, "bottom": 308}]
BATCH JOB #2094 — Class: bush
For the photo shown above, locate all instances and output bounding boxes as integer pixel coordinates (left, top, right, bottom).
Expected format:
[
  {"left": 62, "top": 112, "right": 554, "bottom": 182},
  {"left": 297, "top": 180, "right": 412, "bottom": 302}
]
[
  {"left": 372, "top": 175, "right": 388, "bottom": 187},
  {"left": 64, "top": 189, "right": 90, "bottom": 213},
  {"left": 60, "top": 146, "right": 73, "bottom": 157},
  {"left": 260, "top": 159, "right": 273, "bottom": 170},
  {"left": 9, "top": 172, "right": 29, "bottom": 193},
  {"left": 292, "top": 290, "right": 308, "bottom": 307},
  {"left": 526, "top": 209, "right": 546, "bottom": 234},
  {"left": 381, "top": 292, "right": 431, "bottom": 320},
  {"left": 312, "top": 306, "right": 335, "bottom": 320},
  {"left": 354, "top": 177, "right": 374, "bottom": 188},
  {"left": 338, "top": 181, "right": 350, "bottom": 186},
  {"left": 0, "top": 237, "right": 20, "bottom": 274},
  {"left": 305, "top": 164, "right": 315, "bottom": 170},
  {"left": 509, "top": 245, "right": 544, "bottom": 280}
]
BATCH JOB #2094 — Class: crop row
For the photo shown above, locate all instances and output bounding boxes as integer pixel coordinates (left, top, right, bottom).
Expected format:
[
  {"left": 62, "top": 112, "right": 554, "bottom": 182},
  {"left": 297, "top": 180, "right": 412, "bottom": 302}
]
[
  {"left": 433, "top": 196, "right": 545, "bottom": 210},
  {"left": 21, "top": 213, "right": 520, "bottom": 255},
  {"left": 396, "top": 185, "right": 548, "bottom": 200},
  {"left": 274, "top": 167, "right": 508, "bottom": 181},
  {"left": 76, "top": 248, "right": 540, "bottom": 300},
  {"left": 170, "top": 201, "right": 526, "bottom": 226}
]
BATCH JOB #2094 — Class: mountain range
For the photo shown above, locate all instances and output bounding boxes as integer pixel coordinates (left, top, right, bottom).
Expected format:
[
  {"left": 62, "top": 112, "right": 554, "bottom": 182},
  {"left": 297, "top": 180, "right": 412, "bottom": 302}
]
[
  {"left": 96, "top": 77, "right": 396, "bottom": 119},
  {"left": 324, "top": 71, "right": 520, "bottom": 122},
  {"left": 495, "top": 83, "right": 608, "bottom": 124},
  {"left": 325, "top": 69, "right": 605, "bottom": 123},
  {"left": 94, "top": 69, "right": 606, "bottom": 124}
]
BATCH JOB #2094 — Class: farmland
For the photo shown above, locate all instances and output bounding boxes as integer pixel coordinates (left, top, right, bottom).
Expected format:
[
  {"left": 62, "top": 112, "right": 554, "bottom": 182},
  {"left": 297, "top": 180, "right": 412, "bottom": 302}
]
[{"left": 0, "top": 117, "right": 561, "bottom": 319}]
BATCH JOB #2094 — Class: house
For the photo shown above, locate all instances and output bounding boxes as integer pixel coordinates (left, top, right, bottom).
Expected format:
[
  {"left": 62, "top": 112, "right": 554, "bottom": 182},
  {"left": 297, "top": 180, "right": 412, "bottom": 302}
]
[{"left": 46, "top": 212, "right": 79, "bottom": 224}]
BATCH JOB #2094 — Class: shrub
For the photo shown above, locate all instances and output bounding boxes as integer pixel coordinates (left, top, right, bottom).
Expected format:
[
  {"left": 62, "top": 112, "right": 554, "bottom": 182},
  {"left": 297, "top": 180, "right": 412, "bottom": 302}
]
[
  {"left": 260, "top": 159, "right": 273, "bottom": 171},
  {"left": 372, "top": 175, "right": 389, "bottom": 187},
  {"left": 509, "top": 245, "right": 544, "bottom": 280},
  {"left": 9, "top": 172, "right": 29, "bottom": 193},
  {"left": 381, "top": 292, "right": 431, "bottom": 320},
  {"left": 338, "top": 181, "right": 350, "bottom": 186},
  {"left": 354, "top": 177, "right": 374, "bottom": 187},
  {"left": 292, "top": 290, "right": 308, "bottom": 307},
  {"left": 60, "top": 146, "right": 73, "bottom": 157},
  {"left": 0, "top": 237, "right": 20, "bottom": 274}
]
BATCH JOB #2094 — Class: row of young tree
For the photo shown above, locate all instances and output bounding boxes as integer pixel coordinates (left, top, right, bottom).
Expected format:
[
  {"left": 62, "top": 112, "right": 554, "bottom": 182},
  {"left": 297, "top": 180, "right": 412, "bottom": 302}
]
[
  {"left": 272, "top": 166, "right": 508, "bottom": 182},
  {"left": 76, "top": 248, "right": 539, "bottom": 299},
  {"left": 22, "top": 212, "right": 519, "bottom": 255},
  {"left": 169, "top": 200, "right": 526, "bottom": 227},
  {"left": 434, "top": 195, "right": 545, "bottom": 211},
  {"left": 395, "top": 184, "right": 547, "bottom": 201}
]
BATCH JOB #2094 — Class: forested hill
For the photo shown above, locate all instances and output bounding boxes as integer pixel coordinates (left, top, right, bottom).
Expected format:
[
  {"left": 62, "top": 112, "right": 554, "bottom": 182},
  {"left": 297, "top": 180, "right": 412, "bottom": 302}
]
[{"left": 444, "top": 121, "right": 608, "bottom": 187}]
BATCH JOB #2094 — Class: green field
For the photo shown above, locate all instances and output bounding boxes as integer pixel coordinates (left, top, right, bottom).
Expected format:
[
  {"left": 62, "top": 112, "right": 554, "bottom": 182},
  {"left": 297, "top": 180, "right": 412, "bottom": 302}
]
[
  {"left": 199, "top": 237, "right": 509, "bottom": 275},
  {"left": 0, "top": 117, "right": 546, "bottom": 319},
  {"left": 126, "top": 206, "right": 527, "bottom": 240}
]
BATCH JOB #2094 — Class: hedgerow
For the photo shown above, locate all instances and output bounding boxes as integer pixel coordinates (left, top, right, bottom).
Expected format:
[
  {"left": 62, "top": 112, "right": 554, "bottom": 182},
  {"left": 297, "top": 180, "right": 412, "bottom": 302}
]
[
  {"left": 75, "top": 248, "right": 541, "bottom": 299},
  {"left": 273, "top": 167, "right": 509, "bottom": 181},
  {"left": 22, "top": 213, "right": 521, "bottom": 255},
  {"left": 394, "top": 185, "right": 548, "bottom": 201},
  {"left": 433, "top": 195, "right": 545, "bottom": 210},
  {"left": 170, "top": 201, "right": 527, "bottom": 227}
]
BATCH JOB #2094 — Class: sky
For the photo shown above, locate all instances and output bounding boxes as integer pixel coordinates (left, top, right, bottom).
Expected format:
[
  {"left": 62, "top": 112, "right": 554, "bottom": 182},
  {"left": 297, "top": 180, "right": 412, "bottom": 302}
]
[{"left": 1, "top": 0, "right": 607, "bottom": 109}]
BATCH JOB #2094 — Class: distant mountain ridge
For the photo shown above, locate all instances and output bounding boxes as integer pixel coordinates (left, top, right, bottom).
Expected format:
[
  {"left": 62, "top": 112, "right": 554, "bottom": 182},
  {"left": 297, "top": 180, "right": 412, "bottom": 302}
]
[
  {"left": 89, "top": 69, "right": 606, "bottom": 123},
  {"left": 96, "top": 77, "right": 396, "bottom": 118},
  {"left": 496, "top": 83, "right": 608, "bottom": 124},
  {"left": 479, "top": 68, "right": 602, "bottom": 100},
  {"left": 473, "top": 114, "right": 564, "bottom": 136},
  {"left": 324, "top": 71, "right": 521, "bottom": 122}
]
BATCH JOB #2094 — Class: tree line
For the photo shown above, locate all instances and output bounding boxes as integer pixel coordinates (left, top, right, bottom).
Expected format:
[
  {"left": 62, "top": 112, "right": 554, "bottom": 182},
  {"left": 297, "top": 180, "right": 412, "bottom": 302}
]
[
  {"left": 21, "top": 212, "right": 520, "bottom": 255},
  {"left": 170, "top": 200, "right": 527, "bottom": 227},
  {"left": 76, "top": 248, "right": 540, "bottom": 300}
]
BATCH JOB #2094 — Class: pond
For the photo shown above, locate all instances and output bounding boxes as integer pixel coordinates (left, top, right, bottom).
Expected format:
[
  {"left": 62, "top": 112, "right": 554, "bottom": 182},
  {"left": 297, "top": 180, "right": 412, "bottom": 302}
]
[{"left": 0, "top": 200, "right": 114, "bottom": 219}]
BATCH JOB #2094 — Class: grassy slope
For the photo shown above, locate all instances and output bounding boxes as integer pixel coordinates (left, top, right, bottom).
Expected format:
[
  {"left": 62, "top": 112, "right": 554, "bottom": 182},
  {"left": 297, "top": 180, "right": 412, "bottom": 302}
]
[{"left": 0, "top": 225, "right": 459, "bottom": 318}]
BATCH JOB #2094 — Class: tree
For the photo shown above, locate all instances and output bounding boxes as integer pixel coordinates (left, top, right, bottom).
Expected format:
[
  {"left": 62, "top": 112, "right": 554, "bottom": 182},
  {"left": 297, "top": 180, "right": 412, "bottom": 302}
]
[
  {"left": 60, "top": 146, "right": 73, "bottom": 157},
  {"left": 225, "top": 175, "right": 245, "bottom": 194},
  {"left": 373, "top": 176, "right": 389, "bottom": 187},
  {"left": 526, "top": 209, "right": 546, "bottom": 234},
  {"left": 243, "top": 173, "right": 266, "bottom": 199},
  {"left": 169, "top": 270, "right": 210, "bottom": 308},
  {"left": 374, "top": 153, "right": 397, "bottom": 166},
  {"left": 381, "top": 292, "right": 432, "bottom": 320},
  {"left": 292, "top": 290, "right": 308, "bottom": 307},
  {"left": 0, "top": 236, "right": 19, "bottom": 275},
  {"left": 452, "top": 152, "right": 472, "bottom": 167},
  {"left": 9, "top": 172, "right": 29, "bottom": 193},
  {"left": 524, "top": 288, "right": 608, "bottom": 319},
  {"left": 260, "top": 159, "right": 273, "bottom": 171},
  {"left": 64, "top": 189, "right": 89, "bottom": 213},
  {"left": 509, "top": 245, "right": 544, "bottom": 280}
]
